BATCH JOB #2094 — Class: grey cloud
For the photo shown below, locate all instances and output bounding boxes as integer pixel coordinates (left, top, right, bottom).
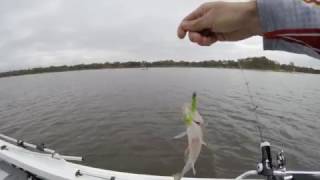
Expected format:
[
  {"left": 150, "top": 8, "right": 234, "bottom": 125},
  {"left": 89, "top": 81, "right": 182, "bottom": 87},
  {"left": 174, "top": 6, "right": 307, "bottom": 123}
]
[{"left": 0, "top": 0, "right": 319, "bottom": 72}]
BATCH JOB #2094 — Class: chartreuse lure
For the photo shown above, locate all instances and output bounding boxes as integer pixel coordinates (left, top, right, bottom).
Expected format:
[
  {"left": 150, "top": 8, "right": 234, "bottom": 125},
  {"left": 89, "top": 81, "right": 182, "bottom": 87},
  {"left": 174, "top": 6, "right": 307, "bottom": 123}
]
[{"left": 183, "top": 92, "right": 197, "bottom": 125}]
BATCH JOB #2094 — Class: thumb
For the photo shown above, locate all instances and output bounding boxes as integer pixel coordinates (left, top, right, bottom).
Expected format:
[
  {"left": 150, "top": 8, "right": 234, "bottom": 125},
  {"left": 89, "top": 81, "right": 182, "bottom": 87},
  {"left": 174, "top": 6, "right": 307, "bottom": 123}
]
[{"left": 181, "top": 16, "right": 207, "bottom": 32}]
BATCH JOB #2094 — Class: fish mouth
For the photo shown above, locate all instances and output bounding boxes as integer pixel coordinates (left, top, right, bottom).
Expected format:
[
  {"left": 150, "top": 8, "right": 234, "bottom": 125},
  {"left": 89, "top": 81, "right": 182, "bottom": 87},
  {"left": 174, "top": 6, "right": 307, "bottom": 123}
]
[{"left": 194, "top": 121, "right": 201, "bottom": 126}]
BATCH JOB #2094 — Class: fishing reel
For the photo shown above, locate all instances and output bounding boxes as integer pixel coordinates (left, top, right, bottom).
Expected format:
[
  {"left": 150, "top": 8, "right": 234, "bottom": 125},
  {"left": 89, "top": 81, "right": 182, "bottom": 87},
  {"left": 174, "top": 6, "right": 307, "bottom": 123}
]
[
  {"left": 235, "top": 140, "right": 320, "bottom": 180},
  {"left": 256, "top": 141, "right": 292, "bottom": 180}
]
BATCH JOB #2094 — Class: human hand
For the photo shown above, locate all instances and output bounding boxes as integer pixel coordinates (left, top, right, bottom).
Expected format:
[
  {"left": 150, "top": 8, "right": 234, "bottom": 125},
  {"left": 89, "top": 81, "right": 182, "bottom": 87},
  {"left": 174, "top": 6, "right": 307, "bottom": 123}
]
[{"left": 177, "top": 0, "right": 262, "bottom": 46}]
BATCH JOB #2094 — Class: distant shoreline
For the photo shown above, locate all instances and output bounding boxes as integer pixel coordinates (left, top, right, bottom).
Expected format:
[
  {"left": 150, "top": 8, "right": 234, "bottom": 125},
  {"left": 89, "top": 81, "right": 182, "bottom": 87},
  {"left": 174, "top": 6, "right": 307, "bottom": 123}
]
[{"left": 1, "top": 57, "right": 319, "bottom": 78}]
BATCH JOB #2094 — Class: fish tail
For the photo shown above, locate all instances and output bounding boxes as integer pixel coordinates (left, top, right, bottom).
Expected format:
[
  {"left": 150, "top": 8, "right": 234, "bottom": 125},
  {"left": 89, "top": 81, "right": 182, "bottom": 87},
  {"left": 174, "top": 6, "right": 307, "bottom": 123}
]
[
  {"left": 173, "top": 173, "right": 182, "bottom": 180},
  {"left": 192, "top": 163, "right": 196, "bottom": 175}
]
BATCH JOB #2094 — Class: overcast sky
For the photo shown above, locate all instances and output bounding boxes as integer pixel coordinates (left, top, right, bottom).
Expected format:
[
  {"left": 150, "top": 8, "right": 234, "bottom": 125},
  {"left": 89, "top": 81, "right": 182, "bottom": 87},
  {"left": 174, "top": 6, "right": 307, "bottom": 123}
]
[{"left": 0, "top": 0, "right": 319, "bottom": 72}]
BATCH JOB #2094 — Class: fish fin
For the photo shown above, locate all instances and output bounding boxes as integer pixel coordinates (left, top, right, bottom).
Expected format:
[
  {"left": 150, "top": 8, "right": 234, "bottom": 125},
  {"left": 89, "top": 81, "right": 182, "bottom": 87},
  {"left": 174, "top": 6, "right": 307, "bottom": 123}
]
[
  {"left": 204, "top": 143, "right": 215, "bottom": 151},
  {"left": 173, "top": 173, "right": 182, "bottom": 180},
  {"left": 173, "top": 131, "right": 187, "bottom": 139},
  {"left": 192, "top": 163, "right": 196, "bottom": 175},
  {"left": 201, "top": 140, "right": 207, "bottom": 146}
]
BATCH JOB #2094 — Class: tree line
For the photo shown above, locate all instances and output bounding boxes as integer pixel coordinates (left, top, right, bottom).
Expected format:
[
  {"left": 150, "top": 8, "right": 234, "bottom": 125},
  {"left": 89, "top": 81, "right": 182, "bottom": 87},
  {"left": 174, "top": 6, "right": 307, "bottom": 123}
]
[{"left": 0, "top": 56, "right": 319, "bottom": 78}]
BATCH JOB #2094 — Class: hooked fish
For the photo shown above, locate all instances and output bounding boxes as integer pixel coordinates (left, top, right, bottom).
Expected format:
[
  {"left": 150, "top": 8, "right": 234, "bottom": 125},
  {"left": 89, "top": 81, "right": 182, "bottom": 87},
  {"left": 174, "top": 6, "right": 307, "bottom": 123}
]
[{"left": 174, "top": 92, "right": 206, "bottom": 180}]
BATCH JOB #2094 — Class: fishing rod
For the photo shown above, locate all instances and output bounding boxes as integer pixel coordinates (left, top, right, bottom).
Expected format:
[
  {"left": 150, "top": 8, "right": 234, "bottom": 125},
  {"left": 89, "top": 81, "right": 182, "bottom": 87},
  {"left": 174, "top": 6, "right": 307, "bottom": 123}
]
[
  {"left": 196, "top": 28, "right": 320, "bottom": 178},
  {"left": 236, "top": 60, "right": 320, "bottom": 180},
  {"left": 237, "top": 60, "right": 273, "bottom": 179},
  {"left": 237, "top": 61, "right": 286, "bottom": 180}
]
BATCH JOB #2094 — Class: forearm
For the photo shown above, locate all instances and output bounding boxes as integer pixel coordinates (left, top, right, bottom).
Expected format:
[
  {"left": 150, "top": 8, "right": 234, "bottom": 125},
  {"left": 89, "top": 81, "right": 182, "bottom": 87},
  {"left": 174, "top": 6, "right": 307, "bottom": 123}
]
[{"left": 246, "top": 0, "right": 263, "bottom": 37}]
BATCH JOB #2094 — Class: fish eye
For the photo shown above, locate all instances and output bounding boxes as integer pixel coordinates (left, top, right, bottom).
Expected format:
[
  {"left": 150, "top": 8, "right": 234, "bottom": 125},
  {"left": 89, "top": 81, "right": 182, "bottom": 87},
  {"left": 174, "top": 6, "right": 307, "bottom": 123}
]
[{"left": 194, "top": 121, "right": 201, "bottom": 125}]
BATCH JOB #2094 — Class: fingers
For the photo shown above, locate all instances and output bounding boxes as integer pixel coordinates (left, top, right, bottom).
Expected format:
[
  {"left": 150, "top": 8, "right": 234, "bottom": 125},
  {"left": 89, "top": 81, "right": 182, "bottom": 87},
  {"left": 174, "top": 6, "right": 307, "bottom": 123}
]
[
  {"left": 188, "top": 32, "right": 217, "bottom": 46},
  {"left": 188, "top": 32, "right": 201, "bottom": 42},
  {"left": 177, "top": 25, "right": 187, "bottom": 39},
  {"left": 181, "top": 15, "right": 208, "bottom": 32},
  {"left": 186, "top": 28, "right": 253, "bottom": 47},
  {"left": 178, "top": 0, "right": 258, "bottom": 46},
  {"left": 177, "top": 5, "right": 206, "bottom": 39},
  {"left": 183, "top": 5, "right": 204, "bottom": 21}
]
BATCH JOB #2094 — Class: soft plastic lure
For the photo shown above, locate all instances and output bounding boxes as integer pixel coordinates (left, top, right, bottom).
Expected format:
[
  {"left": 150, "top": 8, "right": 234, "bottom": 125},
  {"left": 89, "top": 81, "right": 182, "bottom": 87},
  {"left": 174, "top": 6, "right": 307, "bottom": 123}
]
[{"left": 174, "top": 93, "right": 206, "bottom": 180}]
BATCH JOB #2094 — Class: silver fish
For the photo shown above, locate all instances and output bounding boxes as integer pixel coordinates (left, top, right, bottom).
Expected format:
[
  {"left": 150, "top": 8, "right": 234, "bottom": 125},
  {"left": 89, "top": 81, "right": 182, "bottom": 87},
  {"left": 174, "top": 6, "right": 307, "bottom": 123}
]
[{"left": 174, "top": 93, "right": 206, "bottom": 180}]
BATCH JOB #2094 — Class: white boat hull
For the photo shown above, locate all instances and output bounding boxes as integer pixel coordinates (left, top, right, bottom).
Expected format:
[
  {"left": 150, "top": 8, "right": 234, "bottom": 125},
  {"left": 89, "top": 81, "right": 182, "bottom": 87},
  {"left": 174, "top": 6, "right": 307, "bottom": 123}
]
[{"left": 0, "top": 138, "right": 235, "bottom": 180}]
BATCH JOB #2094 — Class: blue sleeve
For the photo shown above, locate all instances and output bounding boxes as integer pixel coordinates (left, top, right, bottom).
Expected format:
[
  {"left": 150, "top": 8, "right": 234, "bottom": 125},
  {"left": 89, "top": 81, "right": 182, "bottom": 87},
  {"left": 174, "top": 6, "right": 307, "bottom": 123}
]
[{"left": 256, "top": 0, "right": 320, "bottom": 59}]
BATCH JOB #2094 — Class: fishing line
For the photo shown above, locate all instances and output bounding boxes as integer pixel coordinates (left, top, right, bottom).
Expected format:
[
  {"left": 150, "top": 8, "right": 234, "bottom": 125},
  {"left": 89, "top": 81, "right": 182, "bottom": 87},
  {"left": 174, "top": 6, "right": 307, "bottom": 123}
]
[
  {"left": 274, "top": 71, "right": 311, "bottom": 151},
  {"left": 237, "top": 61, "right": 263, "bottom": 142}
]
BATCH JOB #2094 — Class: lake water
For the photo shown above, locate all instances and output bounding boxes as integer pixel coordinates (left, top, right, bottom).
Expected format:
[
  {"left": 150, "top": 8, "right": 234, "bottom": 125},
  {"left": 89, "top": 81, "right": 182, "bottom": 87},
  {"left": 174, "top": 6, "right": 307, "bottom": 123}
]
[{"left": 0, "top": 68, "right": 319, "bottom": 178}]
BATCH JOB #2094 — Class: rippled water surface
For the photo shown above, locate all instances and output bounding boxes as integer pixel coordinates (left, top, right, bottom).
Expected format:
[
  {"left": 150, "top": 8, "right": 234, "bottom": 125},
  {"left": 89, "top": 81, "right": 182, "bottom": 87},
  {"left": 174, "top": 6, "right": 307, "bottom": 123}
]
[{"left": 0, "top": 68, "right": 319, "bottom": 178}]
